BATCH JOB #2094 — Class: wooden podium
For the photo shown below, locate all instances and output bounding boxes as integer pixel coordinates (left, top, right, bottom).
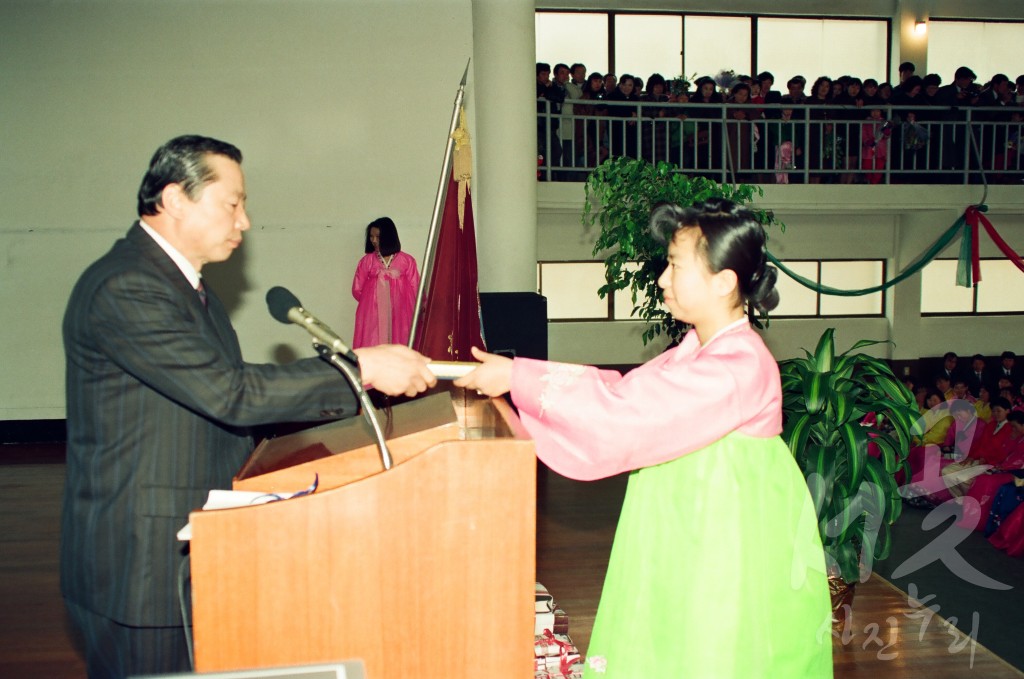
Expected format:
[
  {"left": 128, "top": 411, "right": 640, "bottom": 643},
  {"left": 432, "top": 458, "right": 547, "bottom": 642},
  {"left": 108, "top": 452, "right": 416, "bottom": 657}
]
[{"left": 188, "top": 388, "right": 537, "bottom": 678}]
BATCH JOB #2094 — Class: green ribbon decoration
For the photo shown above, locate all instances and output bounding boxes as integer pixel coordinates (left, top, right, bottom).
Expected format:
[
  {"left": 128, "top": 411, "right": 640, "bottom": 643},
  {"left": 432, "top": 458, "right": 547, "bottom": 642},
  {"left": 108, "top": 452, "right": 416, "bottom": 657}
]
[{"left": 766, "top": 217, "right": 967, "bottom": 297}]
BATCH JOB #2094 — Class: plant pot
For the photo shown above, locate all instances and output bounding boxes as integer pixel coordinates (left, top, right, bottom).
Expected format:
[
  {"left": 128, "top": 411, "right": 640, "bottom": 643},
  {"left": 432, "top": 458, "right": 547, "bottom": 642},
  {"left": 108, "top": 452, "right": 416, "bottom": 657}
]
[{"left": 828, "top": 575, "right": 856, "bottom": 627}]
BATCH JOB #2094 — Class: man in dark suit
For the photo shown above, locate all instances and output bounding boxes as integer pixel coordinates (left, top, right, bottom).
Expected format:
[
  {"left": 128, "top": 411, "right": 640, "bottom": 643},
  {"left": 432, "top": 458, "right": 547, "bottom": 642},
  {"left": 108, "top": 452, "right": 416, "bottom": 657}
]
[
  {"left": 61, "top": 135, "right": 436, "bottom": 678},
  {"left": 966, "top": 353, "right": 990, "bottom": 397},
  {"left": 998, "top": 350, "right": 1022, "bottom": 385}
]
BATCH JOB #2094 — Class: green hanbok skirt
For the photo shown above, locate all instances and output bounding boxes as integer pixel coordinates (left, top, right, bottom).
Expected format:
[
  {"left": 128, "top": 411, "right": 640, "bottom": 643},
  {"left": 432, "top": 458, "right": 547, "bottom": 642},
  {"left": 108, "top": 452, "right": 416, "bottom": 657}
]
[{"left": 583, "top": 432, "right": 833, "bottom": 678}]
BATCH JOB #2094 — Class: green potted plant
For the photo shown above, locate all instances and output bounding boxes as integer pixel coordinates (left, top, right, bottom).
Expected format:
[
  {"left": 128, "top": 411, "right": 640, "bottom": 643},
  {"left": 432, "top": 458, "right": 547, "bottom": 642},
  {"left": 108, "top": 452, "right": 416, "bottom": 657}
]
[
  {"left": 583, "top": 157, "right": 779, "bottom": 346},
  {"left": 779, "top": 328, "right": 918, "bottom": 620}
]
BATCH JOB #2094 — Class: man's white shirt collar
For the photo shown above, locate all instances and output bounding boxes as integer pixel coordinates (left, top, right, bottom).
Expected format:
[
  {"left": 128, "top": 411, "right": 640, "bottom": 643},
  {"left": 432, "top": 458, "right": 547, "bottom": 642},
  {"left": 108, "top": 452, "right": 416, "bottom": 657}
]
[{"left": 139, "top": 220, "right": 201, "bottom": 290}]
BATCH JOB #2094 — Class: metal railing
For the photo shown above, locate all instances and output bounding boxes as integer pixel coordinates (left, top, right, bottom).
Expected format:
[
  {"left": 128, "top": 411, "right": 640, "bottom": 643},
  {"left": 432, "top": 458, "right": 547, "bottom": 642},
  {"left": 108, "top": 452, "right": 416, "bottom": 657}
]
[{"left": 537, "top": 100, "right": 1024, "bottom": 185}]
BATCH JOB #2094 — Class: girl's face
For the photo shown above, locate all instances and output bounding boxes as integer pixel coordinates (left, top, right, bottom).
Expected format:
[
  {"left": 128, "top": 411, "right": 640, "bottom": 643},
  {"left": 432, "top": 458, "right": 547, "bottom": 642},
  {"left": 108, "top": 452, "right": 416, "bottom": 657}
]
[
  {"left": 658, "top": 228, "right": 732, "bottom": 324},
  {"left": 651, "top": 83, "right": 665, "bottom": 96},
  {"left": 605, "top": 75, "right": 617, "bottom": 91},
  {"left": 733, "top": 88, "right": 749, "bottom": 104},
  {"left": 369, "top": 226, "right": 381, "bottom": 252},
  {"left": 589, "top": 77, "right": 604, "bottom": 93},
  {"left": 864, "top": 84, "right": 878, "bottom": 97},
  {"left": 848, "top": 83, "right": 861, "bottom": 97},
  {"left": 817, "top": 80, "right": 831, "bottom": 97},
  {"left": 926, "top": 394, "right": 942, "bottom": 408},
  {"left": 869, "top": 108, "right": 883, "bottom": 119},
  {"left": 700, "top": 82, "right": 714, "bottom": 98},
  {"left": 619, "top": 79, "right": 634, "bottom": 96}
]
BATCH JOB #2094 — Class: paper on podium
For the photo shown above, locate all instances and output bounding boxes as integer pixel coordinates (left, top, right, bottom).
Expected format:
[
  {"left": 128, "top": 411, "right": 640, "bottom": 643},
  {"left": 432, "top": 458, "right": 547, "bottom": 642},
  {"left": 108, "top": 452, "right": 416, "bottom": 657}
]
[{"left": 177, "top": 487, "right": 311, "bottom": 541}]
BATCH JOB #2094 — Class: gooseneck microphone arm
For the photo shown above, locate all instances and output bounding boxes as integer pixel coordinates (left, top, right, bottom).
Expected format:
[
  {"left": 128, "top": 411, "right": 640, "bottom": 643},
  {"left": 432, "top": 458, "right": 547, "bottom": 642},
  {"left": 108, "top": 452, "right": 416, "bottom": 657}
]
[{"left": 266, "top": 286, "right": 393, "bottom": 471}]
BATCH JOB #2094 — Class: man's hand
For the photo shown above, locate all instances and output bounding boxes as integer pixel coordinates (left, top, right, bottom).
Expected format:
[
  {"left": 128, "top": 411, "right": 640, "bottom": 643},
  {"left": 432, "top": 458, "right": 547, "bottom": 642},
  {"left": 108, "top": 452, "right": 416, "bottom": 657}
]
[
  {"left": 453, "top": 346, "right": 513, "bottom": 397},
  {"left": 353, "top": 345, "right": 437, "bottom": 397}
]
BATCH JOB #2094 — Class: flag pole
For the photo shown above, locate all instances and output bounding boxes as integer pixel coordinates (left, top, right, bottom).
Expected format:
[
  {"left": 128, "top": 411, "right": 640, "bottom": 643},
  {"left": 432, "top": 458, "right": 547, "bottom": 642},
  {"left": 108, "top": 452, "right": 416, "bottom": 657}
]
[{"left": 409, "top": 59, "right": 470, "bottom": 347}]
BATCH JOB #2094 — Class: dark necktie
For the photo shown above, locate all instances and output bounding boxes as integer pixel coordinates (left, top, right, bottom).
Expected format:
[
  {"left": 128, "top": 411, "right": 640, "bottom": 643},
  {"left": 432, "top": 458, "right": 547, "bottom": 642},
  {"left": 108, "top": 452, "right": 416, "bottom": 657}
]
[{"left": 196, "top": 280, "right": 208, "bottom": 308}]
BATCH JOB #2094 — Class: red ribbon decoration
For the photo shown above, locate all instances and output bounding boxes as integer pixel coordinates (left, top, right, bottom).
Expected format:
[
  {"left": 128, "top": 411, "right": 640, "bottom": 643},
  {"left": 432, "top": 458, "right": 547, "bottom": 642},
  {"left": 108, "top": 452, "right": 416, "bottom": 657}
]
[{"left": 965, "top": 205, "right": 1024, "bottom": 280}]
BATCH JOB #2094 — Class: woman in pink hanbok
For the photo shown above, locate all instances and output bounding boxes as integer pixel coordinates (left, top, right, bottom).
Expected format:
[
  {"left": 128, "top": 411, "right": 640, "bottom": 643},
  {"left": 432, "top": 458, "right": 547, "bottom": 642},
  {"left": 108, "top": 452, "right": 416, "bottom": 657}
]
[
  {"left": 351, "top": 217, "right": 420, "bottom": 349},
  {"left": 456, "top": 200, "right": 832, "bottom": 678}
]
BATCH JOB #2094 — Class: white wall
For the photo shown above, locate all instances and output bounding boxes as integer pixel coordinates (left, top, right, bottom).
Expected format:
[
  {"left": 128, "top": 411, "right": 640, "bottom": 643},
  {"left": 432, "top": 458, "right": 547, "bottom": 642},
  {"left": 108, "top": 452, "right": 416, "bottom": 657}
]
[{"left": 0, "top": 0, "right": 475, "bottom": 419}]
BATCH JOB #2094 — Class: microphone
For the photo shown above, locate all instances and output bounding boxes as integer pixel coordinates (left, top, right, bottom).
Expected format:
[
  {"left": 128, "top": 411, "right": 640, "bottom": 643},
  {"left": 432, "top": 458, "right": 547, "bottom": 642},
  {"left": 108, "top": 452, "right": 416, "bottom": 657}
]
[
  {"left": 266, "top": 286, "right": 358, "bottom": 364},
  {"left": 266, "top": 285, "right": 394, "bottom": 470}
]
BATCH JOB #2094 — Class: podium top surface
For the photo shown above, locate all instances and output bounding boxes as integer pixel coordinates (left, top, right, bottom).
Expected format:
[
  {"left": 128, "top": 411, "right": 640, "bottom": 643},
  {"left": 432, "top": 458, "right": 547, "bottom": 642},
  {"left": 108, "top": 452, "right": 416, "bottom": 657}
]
[{"left": 236, "top": 388, "right": 525, "bottom": 483}]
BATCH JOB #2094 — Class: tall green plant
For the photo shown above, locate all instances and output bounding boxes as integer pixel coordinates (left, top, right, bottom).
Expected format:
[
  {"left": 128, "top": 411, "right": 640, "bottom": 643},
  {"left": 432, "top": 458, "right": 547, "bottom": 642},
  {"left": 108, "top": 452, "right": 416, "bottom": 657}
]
[
  {"left": 780, "top": 329, "right": 920, "bottom": 584},
  {"left": 583, "top": 157, "right": 779, "bottom": 346}
]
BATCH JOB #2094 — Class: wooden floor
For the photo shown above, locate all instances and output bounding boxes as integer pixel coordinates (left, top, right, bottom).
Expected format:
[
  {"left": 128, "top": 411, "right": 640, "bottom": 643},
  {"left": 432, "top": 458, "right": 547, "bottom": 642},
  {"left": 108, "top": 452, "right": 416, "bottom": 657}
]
[{"left": 1, "top": 447, "right": 1022, "bottom": 678}]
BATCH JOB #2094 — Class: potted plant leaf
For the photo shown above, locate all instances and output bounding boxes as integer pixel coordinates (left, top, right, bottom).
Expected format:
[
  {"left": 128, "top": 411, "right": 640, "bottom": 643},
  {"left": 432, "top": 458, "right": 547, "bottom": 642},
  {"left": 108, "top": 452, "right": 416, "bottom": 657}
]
[
  {"left": 779, "top": 328, "right": 918, "bottom": 622},
  {"left": 583, "top": 156, "right": 779, "bottom": 346}
]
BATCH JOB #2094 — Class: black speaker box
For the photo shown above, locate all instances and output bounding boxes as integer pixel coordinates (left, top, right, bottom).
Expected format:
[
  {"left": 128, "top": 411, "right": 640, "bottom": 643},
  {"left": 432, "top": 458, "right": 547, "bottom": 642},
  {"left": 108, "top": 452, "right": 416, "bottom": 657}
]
[{"left": 479, "top": 292, "right": 548, "bottom": 360}]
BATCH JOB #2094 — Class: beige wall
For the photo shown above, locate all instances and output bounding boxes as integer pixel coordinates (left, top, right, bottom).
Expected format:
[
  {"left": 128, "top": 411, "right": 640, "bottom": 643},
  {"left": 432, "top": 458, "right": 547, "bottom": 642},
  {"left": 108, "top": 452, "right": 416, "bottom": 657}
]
[{"left": 1, "top": 0, "right": 476, "bottom": 419}]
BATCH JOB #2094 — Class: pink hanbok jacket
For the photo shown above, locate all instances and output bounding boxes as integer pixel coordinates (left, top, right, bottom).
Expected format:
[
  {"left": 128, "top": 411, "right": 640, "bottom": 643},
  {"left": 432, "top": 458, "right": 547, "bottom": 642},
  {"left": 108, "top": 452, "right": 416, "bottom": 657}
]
[{"left": 509, "top": 319, "right": 782, "bottom": 481}]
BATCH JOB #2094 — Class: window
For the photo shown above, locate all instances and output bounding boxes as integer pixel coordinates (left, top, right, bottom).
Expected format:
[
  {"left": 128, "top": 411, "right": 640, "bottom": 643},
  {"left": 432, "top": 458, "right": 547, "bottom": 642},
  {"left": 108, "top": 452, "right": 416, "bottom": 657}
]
[
  {"left": 756, "top": 18, "right": 888, "bottom": 86},
  {"left": 921, "top": 259, "right": 1024, "bottom": 315},
  {"left": 538, "top": 262, "right": 610, "bottom": 320},
  {"left": 771, "top": 260, "right": 886, "bottom": 317},
  {"left": 614, "top": 14, "right": 683, "bottom": 81},
  {"left": 540, "top": 260, "right": 886, "bottom": 321},
  {"left": 928, "top": 21, "right": 1024, "bottom": 86},
  {"left": 683, "top": 15, "right": 750, "bottom": 81},
  {"left": 535, "top": 12, "right": 609, "bottom": 74},
  {"left": 538, "top": 10, "right": 890, "bottom": 92}
]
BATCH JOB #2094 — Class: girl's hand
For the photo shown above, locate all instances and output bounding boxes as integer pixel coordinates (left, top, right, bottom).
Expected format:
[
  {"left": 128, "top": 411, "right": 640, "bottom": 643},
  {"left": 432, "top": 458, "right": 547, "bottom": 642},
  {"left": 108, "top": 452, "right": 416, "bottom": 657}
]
[{"left": 453, "top": 346, "right": 513, "bottom": 397}]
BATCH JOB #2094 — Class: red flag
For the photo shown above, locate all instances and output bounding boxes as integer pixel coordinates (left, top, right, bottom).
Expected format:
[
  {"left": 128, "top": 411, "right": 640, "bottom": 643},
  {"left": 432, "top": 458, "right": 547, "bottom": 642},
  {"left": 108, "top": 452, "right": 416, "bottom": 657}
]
[{"left": 412, "top": 109, "right": 485, "bottom": 360}]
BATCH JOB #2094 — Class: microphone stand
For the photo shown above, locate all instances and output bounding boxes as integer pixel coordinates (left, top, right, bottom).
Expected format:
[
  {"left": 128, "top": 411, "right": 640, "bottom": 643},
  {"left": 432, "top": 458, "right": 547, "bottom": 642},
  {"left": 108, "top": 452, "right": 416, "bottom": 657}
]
[{"left": 313, "top": 343, "right": 394, "bottom": 471}]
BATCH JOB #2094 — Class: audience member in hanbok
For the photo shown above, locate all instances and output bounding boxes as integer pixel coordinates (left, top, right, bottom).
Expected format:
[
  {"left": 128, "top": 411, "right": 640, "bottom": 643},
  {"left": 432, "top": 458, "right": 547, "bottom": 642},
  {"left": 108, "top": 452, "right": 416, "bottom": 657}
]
[
  {"left": 351, "top": 217, "right": 420, "bottom": 349},
  {"left": 769, "top": 108, "right": 804, "bottom": 184},
  {"left": 939, "top": 398, "right": 1013, "bottom": 499},
  {"left": 455, "top": 199, "right": 833, "bottom": 678},
  {"left": 903, "top": 398, "right": 976, "bottom": 506},
  {"left": 860, "top": 107, "right": 892, "bottom": 184},
  {"left": 957, "top": 411, "right": 1024, "bottom": 530},
  {"left": 988, "top": 472, "right": 1024, "bottom": 556},
  {"left": 984, "top": 474, "right": 1024, "bottom": 537},
  {"left": 975, "top": 385, "right": 994, "bottom": 422}
]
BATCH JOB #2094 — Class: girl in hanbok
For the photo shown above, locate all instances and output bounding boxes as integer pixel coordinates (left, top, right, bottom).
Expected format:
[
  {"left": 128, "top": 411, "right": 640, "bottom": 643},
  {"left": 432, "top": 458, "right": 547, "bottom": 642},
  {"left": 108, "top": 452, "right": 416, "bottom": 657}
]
[
  {"left": 351, "top": 217, "right": 420, "bottom": 348},
  {"left": 456, "top": 200, "right": 833, "bottom": 678}
]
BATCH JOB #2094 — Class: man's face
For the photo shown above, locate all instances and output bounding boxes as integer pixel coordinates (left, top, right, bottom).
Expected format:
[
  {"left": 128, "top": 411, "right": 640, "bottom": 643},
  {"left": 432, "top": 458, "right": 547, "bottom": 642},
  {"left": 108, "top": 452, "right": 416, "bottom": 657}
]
[
  {"left": 956, "top": 75, "right": 975, "bottom": 89},
  {"left": 944, "top": 356, "right": 957, "bottom": 371},
  {"left": 1003, "top": 357, "right": 1015, "bottom": 370},
  {"left": 973, "top": 358, "right": 985, "bottom": 372},
  {"left": 174, "top": 154, "right": 250, "bottom": 271},
  {"left": 555, "top": 67, "right": 570, "bottom": 85},
  {"left": 537, "top": 70, "right": 551, "bottom": 85},
  {"left": 571, "top": 65, "right": 586, "bottom": 83}
]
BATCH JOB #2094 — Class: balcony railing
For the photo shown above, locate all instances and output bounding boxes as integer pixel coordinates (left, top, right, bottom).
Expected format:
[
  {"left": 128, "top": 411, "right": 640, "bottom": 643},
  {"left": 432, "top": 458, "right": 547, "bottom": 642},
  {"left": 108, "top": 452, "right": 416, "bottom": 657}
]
[{"left": 537, "top": 101, "right": 1024, "bottom": 185}]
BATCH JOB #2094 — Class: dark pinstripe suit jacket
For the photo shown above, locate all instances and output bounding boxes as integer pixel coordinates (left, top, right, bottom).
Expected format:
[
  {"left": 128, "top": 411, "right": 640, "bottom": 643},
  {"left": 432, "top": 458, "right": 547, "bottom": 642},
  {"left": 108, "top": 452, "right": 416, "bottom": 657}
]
[{"left": 61, "top": 223, "right": 357, "bottom": 627}]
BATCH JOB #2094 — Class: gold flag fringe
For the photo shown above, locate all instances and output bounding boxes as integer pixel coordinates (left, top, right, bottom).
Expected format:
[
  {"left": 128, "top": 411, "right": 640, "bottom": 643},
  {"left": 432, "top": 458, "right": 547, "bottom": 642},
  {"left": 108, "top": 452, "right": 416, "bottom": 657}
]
[{"left": 450, "top": 106, "right": 472, "bottom": 230}]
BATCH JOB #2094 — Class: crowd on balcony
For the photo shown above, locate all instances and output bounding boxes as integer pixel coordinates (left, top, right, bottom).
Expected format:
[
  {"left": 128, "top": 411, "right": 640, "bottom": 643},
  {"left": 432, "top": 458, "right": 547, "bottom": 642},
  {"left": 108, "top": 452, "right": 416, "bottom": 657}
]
[{"left": 536, "top": 61, "right": 1024, "bottom": 184}]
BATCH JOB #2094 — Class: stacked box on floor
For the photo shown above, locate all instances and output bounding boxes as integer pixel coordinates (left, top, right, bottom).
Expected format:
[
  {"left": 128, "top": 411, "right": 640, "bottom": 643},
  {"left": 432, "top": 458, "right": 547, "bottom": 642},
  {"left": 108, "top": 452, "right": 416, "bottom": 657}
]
[{"left": 534, "top": 583, "right": 584, "bottom": 678}]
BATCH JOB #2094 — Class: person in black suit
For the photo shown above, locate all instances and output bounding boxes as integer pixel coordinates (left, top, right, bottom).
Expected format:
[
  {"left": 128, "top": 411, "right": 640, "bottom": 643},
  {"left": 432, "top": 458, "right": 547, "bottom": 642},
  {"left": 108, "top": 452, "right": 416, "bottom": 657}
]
[
  {"left": 61, "top": 135, "right": 436, "bottom": 678},
  {"left": 999, "top": 350, "right": 1022, "bottom": 384},
  {"left": 967, "top": 353, "right": 990, "bottom": 397}
]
